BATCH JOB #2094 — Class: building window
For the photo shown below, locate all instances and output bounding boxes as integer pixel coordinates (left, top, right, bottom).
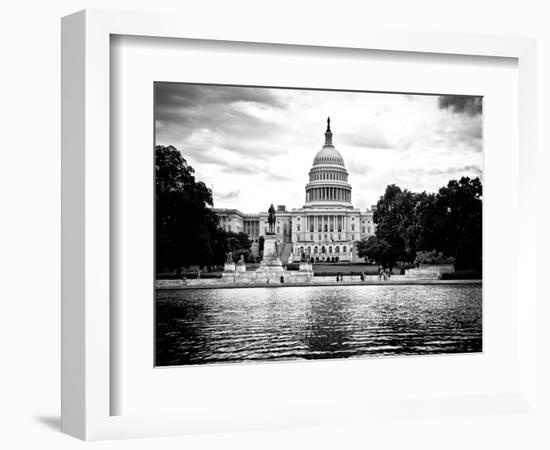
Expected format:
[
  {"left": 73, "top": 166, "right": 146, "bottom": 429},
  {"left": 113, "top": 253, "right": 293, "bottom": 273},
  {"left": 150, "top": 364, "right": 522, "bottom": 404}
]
[
  {"left": 277, "top": 226, "right": 280, "bottom": 234},
  {"left": 297, "top": 224, "right": 301, "bottom": 231},
  {"left": 362, "top": 227, "right": 365, "bottom": 233},
  {"left": 351, "top": 224, "right": 355, "bottom": 231},
  {"left": 314, "top": 246, "right": 318, "bottom": 254},
  {"left": 329, "top": 246, "right": 332, "bottom": 253},
  {"left": 335, "top": 246, "right": 340, "bottom": 253},
  {"left": 310, "top": 234, "right": 313, "bottom": 241},
  {"left": 343, "top": 246, "right": 347, "bottom": 253},
  {"left": 367, "top": 226, "right": 371, "bottom": 233}
]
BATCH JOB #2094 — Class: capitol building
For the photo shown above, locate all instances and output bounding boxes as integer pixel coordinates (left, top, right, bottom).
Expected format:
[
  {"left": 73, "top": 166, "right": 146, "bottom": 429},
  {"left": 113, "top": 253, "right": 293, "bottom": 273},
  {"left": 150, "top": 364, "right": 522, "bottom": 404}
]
[{"left": 214, "top": 119, "right": 376, "bottom": 264}]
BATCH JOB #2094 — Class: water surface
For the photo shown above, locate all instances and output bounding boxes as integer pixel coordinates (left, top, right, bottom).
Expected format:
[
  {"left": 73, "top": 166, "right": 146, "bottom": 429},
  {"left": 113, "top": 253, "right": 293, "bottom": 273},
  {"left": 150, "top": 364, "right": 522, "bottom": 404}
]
[{"left": 156, "top": 284, "right": 482, "bottom": 366}]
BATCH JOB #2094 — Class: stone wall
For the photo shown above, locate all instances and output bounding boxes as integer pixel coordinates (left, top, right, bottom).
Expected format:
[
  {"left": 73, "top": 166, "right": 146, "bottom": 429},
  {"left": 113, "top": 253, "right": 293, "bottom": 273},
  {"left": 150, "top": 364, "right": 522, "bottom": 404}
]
[{"left": 405, "top": 264, "right": 454, "bottom": 279}]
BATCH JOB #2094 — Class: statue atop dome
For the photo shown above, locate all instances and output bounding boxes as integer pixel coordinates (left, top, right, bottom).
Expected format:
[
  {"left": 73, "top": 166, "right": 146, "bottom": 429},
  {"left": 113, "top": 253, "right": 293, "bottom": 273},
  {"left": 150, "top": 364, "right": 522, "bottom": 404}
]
[{"left": 324, "top": 116, "right": 333, "bottom": 146}]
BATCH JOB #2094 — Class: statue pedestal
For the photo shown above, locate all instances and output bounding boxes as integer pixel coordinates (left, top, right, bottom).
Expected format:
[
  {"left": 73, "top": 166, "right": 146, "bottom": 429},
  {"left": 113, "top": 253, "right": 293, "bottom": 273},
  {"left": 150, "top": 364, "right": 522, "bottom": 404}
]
[
  {"left": 223, "top": 262, "right": 236, "bottom": 272},
  {"left": 255, "top": 235, "right": 284, "bottom": 281},
  {"left": 236, "top": 262, "right": 246, "bottom": 272}
]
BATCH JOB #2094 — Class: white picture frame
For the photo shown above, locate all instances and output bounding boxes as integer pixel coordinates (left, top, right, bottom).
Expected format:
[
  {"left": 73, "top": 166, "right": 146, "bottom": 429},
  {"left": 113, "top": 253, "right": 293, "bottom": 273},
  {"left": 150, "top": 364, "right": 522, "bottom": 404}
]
[{"left": 61, "top": 9, "right": 538, "bottom": 441}]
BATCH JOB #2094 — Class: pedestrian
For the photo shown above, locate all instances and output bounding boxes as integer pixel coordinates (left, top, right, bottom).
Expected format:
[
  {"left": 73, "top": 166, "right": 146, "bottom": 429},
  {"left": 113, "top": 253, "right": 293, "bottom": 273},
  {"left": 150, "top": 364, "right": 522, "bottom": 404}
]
[
  {"left": 378, "top": 267, "right": 382, "bottom": 281},
  {"left": 336, "top": 273, "right": 339, "bottom": 282},
  {"left": 197, "top": 267, "right": 201, "bottom": 280},
  {"left": 280, "top": 275, "right": 284, "bottom": 283},
  {"left": 387, "top": 269, "right": 392, "bottom": 281}
]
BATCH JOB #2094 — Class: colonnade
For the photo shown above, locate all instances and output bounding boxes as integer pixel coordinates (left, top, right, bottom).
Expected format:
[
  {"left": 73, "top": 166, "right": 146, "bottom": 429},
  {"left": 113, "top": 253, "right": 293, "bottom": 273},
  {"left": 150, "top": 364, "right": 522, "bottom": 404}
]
[
  {"left": 305, "top": 214, "right": 351, "bottom": 234},
  {"left": 306, "top": 187, "right": 351, "bottom": 202}
]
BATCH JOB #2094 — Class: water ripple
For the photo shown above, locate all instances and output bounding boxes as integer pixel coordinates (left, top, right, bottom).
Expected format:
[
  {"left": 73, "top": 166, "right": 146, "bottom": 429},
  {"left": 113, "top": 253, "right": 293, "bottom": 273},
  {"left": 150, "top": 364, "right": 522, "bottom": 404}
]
[{"left": 156, "top": 284, "right": 482, "bottom": 366}]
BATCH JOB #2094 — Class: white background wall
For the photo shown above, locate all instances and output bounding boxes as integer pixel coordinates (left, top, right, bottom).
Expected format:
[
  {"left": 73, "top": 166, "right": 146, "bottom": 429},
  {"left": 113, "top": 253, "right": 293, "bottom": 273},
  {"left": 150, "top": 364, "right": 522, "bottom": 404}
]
[{"left": 0, "top": 0, "right": 548, "bottom": 448}]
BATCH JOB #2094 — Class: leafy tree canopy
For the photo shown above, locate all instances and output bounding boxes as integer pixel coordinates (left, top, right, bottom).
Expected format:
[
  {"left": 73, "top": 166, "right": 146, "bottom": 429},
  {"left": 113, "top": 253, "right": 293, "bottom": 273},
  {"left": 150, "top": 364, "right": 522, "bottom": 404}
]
[
  {"left": 372, "top": 177, "right": 482, "bottom": 270},
  {"left": 356, "top": 236, "right": 398, "bottom": 270}
]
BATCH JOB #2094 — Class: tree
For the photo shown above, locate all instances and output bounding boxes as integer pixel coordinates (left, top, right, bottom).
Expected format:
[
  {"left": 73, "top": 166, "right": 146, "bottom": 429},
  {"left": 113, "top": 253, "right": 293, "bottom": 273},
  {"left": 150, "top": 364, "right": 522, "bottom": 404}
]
[
  {"left": 373, "top": 185, "right": 419, "bottom": 263},
  {"left": 357, "top": 236, "right": 397, "bottom": 271},
  {"left": 371, "top": 177, "right": 482, "bottom": 271},
  {"left": 414, "top": 250, "right": 455, "bottom": 266},
  {"left": 225, "top": 231, "right": 252, "bottom": 262},
  {"left": 155, "top": 145, "right": 220, "bottom": 272},
  {"left": 434, "top": 177, "right": 482, "bottom": 270}
]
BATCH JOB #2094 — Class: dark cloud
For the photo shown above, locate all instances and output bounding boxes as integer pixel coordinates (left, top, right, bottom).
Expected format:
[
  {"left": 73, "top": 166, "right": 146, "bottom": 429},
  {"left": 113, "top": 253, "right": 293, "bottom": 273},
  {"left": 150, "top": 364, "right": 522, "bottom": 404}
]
[
  {"left": 155, "top": 83, "right": 291, "bottom": 160},
  {"left": 156, "top": 83, "right": 288, "bottom": 110},
  {"left": 438, "top": 96, "right": 482, "bottom": 116},
  {"left": 430, "top": 116, "right": 483, "bottom": 152}
]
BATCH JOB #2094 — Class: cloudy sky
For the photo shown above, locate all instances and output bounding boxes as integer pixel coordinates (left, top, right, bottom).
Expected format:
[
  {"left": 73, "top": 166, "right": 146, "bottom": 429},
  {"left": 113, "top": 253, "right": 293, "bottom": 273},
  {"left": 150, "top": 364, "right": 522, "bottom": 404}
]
[{"left": 155, "top": 83, "right": 482, "bottom": 213}]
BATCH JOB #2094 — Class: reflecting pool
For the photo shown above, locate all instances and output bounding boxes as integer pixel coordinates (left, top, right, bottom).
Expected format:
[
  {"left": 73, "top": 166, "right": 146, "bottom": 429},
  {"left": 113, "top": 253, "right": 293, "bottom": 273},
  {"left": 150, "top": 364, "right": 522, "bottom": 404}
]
[{"left": 156, "top": 284, "right": 482, "bottom": 366}]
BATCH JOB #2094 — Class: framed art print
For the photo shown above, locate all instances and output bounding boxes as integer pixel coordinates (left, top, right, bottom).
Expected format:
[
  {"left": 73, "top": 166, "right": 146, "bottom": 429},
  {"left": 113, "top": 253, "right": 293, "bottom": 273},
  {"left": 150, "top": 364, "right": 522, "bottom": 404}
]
[{"left": 62, "top": 9, "right": 539, "bottom": 441}]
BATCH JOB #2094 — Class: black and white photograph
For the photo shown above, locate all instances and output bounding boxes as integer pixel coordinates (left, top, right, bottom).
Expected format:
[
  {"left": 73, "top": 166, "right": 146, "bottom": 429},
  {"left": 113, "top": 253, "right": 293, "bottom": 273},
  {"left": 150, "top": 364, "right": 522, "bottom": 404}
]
[{"left": 154, "top": 83, "right": 483, "bottom": 367}]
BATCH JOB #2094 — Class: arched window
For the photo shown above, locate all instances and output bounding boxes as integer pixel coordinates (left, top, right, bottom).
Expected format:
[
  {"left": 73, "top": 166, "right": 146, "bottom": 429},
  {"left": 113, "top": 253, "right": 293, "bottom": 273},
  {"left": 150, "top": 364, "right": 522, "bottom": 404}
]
[
  {"left": 343, "top": 246, "right": 347, "bottom": 253},
  {"left": 307, "top": 246, "right": 311, "bottom": 254},
  {"left": 329, "top": 246, "right": 332, "bottom": 253},
  {"left": 335, "top": 246, "right": 340, "bottom": 253},
  {"left": 314, "top": 246, "right": 318, "bottom": 254},
  {"left": 300, "top": 246, "right": 304, "bottom": 254},
  {"left": 321, "top": 246, "right": 326, "bottom": 254}
]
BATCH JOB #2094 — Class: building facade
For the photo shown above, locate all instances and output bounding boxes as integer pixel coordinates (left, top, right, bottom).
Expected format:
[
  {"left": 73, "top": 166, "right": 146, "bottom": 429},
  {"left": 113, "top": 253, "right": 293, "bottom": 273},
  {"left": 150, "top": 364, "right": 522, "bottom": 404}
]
[{"left": 213, "top": 119, "right": 376, "bottom": 263}]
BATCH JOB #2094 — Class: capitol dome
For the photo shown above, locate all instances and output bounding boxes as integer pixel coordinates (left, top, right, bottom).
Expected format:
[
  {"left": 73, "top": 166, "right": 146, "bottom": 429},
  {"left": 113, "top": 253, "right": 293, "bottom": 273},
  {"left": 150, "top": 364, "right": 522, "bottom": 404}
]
[
  {"left": 313, "top": 146, "right": 345, "bottom": 166},
  {"left": 304, "top": 118, "right": 353, "bottom": 207}
]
